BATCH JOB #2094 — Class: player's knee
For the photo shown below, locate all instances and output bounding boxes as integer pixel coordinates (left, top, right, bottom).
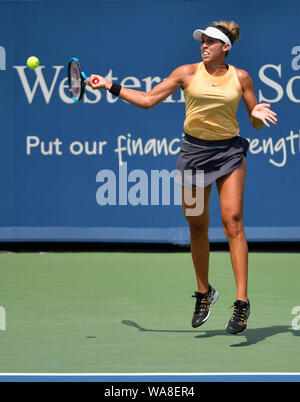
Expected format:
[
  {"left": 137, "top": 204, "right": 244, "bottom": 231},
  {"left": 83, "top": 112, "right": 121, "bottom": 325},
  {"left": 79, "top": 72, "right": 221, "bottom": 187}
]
[
  {"left": 185, "top": 214, "right": 209, "bottom": 234},
  {"left": 222, "top": 214, "right": 244, "bottom": 239}
]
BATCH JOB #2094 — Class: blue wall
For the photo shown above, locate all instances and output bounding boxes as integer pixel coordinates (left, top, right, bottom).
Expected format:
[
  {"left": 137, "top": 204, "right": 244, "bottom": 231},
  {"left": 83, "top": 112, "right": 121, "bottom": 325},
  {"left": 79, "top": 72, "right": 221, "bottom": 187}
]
[{"left": 0, "top": 0, "right": 300, "bottom": 243}]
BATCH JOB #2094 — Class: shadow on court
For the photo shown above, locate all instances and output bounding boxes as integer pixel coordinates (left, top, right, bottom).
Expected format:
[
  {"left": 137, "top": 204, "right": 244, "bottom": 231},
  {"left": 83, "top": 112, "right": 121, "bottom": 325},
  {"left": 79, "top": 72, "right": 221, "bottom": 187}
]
[
  {"left": 122, "top": 320, "right": 300, "bottom": 347},
  {"left": 195, "top": 326, "right": 300, "bottom": 347}
]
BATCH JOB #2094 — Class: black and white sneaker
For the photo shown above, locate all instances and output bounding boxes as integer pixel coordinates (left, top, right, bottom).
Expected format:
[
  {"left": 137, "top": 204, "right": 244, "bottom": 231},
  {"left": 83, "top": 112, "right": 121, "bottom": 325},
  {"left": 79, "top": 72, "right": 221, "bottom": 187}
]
[
  {"left": 226, "top": 300, "right": 250, "bottom": 334},
  {"left": 191, "top": 285, "right": 219, "bottom": 328}
]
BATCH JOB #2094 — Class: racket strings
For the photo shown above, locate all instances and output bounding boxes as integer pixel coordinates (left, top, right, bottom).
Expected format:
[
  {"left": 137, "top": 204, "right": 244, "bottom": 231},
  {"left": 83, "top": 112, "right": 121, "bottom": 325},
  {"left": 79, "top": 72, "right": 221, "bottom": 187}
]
[{"left": 68, "top": 60, "right": 84, "bottom": 101}]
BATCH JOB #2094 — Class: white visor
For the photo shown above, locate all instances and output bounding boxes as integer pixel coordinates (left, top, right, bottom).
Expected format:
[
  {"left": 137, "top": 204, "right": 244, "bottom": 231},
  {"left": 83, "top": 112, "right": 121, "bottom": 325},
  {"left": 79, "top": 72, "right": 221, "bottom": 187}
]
[{"left": 193, "top": 26, "right": 232, "bottom": 49}]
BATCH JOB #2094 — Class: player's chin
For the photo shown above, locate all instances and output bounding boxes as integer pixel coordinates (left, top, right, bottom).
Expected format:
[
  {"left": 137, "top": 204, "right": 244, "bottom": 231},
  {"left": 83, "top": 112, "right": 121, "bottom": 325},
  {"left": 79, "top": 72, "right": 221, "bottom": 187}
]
[{"left": 202, "top": 55, "right": 212, "bottom": 63}]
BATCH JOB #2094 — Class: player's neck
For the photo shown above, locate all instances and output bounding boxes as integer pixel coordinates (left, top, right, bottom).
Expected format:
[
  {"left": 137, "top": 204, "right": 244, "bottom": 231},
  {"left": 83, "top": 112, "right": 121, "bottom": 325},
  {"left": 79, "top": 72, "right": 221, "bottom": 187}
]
[{"left": 204, "top": 61, "right": 228, "bottom": 75}]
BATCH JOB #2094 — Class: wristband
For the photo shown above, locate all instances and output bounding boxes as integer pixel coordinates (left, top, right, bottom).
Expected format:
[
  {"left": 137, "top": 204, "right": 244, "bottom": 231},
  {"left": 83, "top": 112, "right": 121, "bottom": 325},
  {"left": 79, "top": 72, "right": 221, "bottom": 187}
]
[{"left": 109, "top": 83, "right": 122, "bottom": 96}]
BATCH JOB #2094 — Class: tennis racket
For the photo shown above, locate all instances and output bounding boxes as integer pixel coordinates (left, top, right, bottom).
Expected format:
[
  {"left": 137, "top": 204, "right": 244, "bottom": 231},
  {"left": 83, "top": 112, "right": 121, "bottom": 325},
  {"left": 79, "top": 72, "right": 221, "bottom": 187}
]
[{"left": 68, "top": 57, "right": 99, "bottom": 102}]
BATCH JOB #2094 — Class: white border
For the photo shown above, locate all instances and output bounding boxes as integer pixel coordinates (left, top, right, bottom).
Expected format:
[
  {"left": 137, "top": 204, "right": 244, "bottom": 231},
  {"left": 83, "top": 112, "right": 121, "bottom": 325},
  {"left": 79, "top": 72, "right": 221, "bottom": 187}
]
[{"left": 0, "top": 372, "right": 300, "bottom": 376}]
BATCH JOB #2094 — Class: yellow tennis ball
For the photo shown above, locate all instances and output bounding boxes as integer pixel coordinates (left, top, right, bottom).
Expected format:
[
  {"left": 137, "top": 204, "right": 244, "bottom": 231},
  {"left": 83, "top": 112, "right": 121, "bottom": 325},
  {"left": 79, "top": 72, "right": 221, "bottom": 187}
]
[{"left": 27, "top": 56, "right": 39, "bottom": 69}]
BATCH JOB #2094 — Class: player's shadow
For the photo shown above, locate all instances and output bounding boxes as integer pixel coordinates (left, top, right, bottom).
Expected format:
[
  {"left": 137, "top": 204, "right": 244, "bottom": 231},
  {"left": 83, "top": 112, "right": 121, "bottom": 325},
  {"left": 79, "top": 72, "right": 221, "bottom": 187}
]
[
  {"left": 121, "top": 320, "right": 299, "bottom": 347},
  {"left": 195, "top": 325, "right": 300, "bottom": 347}
]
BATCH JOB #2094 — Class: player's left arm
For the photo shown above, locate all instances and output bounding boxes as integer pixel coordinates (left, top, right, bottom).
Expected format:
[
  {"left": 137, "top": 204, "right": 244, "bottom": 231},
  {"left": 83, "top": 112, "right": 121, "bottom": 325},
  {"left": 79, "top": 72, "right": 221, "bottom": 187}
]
[{"left": 236, "top": 68, "right": 278, "bottom": 129}]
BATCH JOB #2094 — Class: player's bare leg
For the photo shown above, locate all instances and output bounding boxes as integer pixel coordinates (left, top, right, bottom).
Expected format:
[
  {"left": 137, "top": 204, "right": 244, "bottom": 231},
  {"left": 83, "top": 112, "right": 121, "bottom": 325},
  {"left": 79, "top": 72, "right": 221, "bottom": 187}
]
[
  {"left": 182, "top": 184, "right": 219, "bottom": 328},
  {"left": 216, "top": 157, "right": 248, "bottom": 303},
  {"left": 182, "top": 184, "right": 212, "bottom": 293}
]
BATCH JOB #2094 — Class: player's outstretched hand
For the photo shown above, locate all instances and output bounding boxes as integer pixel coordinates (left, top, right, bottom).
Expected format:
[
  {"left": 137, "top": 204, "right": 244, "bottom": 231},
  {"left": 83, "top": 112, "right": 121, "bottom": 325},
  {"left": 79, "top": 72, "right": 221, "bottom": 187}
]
[
  {"left": 86, "top": 75, "right": 107, "bottom": 90},
  {"left": 251, "top": 103, "right": 278, "bottom": 127}
]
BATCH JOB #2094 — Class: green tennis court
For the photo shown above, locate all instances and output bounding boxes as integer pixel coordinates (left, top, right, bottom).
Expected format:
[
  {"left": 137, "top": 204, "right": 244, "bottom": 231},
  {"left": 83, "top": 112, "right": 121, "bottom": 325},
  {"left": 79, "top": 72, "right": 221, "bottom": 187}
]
[{"left": 0, "top": 250, "right": 299, "bottom": 373}]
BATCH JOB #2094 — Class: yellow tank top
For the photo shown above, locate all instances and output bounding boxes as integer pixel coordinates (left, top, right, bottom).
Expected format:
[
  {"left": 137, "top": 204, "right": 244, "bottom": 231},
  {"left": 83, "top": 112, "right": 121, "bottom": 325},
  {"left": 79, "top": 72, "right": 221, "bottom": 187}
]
[{"left": 183, "top": 62, "right": 242, "bottom": 140}]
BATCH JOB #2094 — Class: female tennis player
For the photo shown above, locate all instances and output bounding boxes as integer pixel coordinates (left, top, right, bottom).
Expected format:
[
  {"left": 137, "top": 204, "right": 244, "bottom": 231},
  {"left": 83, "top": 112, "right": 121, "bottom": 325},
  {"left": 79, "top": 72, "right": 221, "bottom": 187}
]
[{"left": 87, "top": 20, "right": 277, "bottom": 334}]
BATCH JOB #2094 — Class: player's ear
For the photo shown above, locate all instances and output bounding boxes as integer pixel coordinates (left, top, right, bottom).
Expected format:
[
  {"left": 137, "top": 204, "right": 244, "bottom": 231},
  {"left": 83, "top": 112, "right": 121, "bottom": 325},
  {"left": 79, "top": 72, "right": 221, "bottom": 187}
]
[{"left": 223, "top": 43, "right": 230, "bottom": 53}]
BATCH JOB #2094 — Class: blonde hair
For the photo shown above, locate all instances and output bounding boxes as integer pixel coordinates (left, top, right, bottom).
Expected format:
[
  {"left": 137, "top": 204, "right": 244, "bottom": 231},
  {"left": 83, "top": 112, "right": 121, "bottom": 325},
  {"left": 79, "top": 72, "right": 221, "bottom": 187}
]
[{"left": 212, "top": 20, "right": 240, "bottom": 45}]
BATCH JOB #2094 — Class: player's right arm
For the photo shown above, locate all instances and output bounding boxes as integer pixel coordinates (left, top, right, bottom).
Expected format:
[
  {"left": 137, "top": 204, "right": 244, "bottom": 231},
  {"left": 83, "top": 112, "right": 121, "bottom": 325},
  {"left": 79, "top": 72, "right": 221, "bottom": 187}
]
[{"left": 86, "top": 64, "right": 196, "bottom": 109}]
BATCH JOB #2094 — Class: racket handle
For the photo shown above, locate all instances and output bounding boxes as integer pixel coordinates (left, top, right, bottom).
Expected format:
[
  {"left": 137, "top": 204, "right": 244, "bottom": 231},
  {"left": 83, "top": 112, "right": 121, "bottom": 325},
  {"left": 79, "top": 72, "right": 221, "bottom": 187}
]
[{"left": 92, "top": 77, "right": 99, "bottom": 85}]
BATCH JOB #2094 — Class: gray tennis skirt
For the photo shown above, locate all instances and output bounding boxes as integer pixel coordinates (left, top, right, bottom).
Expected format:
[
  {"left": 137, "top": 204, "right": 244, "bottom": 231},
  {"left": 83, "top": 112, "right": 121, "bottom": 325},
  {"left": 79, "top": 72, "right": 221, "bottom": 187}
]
[{"left": 175, "top": 133, "right": 249, "bottom": 188}]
